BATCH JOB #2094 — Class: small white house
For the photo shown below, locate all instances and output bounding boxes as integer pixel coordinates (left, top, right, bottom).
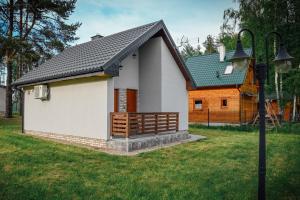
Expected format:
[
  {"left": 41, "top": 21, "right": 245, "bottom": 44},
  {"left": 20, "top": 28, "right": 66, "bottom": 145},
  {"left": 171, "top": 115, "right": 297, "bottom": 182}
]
[{"left": 14, "top": 20, "right": 195, "bottom": 149}]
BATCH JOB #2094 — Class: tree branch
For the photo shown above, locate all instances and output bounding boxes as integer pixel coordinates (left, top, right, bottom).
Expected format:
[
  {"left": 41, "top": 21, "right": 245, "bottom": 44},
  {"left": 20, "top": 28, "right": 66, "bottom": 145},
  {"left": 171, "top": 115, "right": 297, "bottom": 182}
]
[{"left": 22, "top": 13, "right": 36, "bottom": 39}]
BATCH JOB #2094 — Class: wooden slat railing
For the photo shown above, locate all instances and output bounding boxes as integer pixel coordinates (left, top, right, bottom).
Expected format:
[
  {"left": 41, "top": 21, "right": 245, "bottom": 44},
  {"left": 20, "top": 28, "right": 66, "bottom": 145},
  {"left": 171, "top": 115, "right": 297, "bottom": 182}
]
[{"left": 111, "top": 112, "right": 179, "bottom": 138}]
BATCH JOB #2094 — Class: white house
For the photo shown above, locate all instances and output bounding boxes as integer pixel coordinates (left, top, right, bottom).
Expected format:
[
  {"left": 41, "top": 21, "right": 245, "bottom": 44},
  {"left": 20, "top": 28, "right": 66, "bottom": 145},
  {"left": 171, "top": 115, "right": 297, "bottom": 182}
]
[{"left": 14, "top": 20, "right": 195, "bottom": 150}]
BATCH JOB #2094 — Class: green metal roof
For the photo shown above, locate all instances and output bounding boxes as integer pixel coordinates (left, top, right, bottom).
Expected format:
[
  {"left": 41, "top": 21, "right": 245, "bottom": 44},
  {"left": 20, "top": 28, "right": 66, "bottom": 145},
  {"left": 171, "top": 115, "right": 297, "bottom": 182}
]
[{"left": 185, "top": 49, "right": 251, "bottom": 88}]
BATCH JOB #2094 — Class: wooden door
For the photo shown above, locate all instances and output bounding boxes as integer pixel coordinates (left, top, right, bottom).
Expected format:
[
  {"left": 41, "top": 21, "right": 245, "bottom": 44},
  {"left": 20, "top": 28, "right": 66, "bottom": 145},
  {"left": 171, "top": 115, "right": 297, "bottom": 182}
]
[
  {"left": 126, "top": 89, "right": 137, "bottom": 112},
  {"left": 114, "top": 89, "right": 119, "bottom": 112}
]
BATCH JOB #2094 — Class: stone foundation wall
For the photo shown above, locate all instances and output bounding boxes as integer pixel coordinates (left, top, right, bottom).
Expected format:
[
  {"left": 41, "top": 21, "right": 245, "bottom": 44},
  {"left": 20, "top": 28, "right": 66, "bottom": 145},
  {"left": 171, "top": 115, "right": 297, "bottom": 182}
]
[
  {"left": 24, "top": 130, "right": 192, "bottom": 153},
  {"left": 24, "top": 130, "right": 107, "bottom": 148},
  {"left": 108, "top": 131, "right": 191, "bottom": 152}
]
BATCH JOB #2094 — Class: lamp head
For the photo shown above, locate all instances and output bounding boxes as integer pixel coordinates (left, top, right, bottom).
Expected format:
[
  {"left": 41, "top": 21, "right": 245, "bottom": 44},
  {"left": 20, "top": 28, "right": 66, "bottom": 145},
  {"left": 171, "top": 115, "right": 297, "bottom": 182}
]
[
  {"left": 274, "top": 44, "right": 294, "bottom": 73},
  {"left": 229, "top": 39, "right": 250, "bottom": 70}
]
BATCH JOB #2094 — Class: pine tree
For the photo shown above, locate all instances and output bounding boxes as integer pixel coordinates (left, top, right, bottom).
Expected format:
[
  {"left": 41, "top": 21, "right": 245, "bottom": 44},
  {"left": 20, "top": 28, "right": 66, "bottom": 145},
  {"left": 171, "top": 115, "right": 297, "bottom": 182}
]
[
  {"left": 0, "top": 0, "right": 81, "bottom": 118},
  {"left": 180, "top": 41, "right": 202, "bottom": 60},
  {"left": 203, "top": 35, "right": 217, "bottom": 54}
]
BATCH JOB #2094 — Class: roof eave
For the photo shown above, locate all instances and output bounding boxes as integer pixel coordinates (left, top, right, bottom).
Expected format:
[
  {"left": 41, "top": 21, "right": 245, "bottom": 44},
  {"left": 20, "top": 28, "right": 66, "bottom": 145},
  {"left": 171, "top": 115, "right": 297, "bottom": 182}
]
[
  {"left": 13, "top": 71, "right": 108, "bottom": 88},
  {"left": 193, "top": 83, "right": 243, "bottom": 90}
]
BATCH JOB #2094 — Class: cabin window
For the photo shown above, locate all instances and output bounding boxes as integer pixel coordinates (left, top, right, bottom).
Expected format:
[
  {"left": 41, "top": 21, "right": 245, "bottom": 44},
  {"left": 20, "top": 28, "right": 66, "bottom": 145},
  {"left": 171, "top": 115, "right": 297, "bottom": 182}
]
[
  {"left": 194, "top": 100, "right": 203, "bottom": 110},
  {"left": 221, "top": 98, "right": 228, "bottom": 108},
  {"left": 224, "top": 65, "right": 233, "bottom": 74}
]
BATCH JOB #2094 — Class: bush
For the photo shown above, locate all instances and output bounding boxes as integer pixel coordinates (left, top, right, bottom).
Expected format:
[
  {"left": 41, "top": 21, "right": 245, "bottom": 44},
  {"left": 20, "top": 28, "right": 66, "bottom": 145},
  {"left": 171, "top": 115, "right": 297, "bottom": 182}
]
[
  {"left": 271, "top": 122, "right": 300, "bottom": 134},
  {"left": 190, "top": 122, "right": 300, "bottom": 134},
  {"left": 189, "top": 124, "right": 257, "bottom": 132}
]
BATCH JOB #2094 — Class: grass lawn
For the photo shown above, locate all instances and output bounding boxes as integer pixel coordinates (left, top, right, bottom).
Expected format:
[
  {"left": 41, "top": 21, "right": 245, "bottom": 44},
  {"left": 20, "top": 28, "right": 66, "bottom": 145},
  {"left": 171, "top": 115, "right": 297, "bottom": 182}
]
[{"left": 0, "top": 117, "right": 299, "bottom": 200}]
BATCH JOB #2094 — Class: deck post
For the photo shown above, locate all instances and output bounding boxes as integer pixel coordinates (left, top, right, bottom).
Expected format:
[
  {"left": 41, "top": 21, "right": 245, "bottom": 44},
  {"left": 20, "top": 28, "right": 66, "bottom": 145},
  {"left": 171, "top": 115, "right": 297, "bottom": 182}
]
[
  {"left": 167, "top": 113, "right": 169, "bottom": 131},
  {"left": 155, "top": 114, "right": 158, "bottom": 134},
  {"left": 110, "top": 113, "right": 113, "bottom": 138},
  {"left": 125, "top": 113, "right": 130, "bottom": 138},
  {"left": 176, "top": 112, "right": 179, "bottom": 131},
  {"left": 141, "top": 114, "right": 145, "bottom": 133}
]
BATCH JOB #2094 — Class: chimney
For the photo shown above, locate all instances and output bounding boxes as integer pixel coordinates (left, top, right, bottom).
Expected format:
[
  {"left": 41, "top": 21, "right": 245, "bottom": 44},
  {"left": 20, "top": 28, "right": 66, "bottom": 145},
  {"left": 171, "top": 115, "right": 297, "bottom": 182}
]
[
  {"left": 91, "top": 34, "right": 103, "bottom": 41},
  {"left": 217, "top": 43, "right": 226, "bottom": 62}
]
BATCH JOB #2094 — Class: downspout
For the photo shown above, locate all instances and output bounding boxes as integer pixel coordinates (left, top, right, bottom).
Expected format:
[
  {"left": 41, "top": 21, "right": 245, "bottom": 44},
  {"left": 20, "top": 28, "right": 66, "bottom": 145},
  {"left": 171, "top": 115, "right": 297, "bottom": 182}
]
[
  {"left": 15, "top": 86, "right": 25, "bottom": 133},
  {"left": 16, "top": 87, "right": 25, "bottom": 133},
  {"left": 21, "top": 88, "right": 24, "bottom": 133}
]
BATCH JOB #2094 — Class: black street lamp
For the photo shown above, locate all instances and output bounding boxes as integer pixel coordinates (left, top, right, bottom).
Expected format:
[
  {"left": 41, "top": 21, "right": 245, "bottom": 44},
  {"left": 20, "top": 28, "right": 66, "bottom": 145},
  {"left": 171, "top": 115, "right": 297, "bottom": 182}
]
[{"left": 230, "top": 29, "right": 294, "bottom": 200}]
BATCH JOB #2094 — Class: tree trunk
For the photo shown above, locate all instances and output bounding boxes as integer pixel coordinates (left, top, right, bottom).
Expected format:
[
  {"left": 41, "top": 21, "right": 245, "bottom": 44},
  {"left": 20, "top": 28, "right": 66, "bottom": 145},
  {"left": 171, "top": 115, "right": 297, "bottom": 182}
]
[
  {"left": 18, "top": 0, "right": 24, "bottom": 115},
  {"left": 19, "top": 90, "right": 23, "bottom": 116},
  {"left": 275, "top": 72, "right": 281, "bottom": 113},
  {"left": 273, "top": 32, "right": 282, "bottom": 121},
  {"left": 5, "top": 60, "right": 13, "bottom": 118},
  {"left": 292, "top": 95, "right": 296, "bottom": 121},
  {"left": 279, "top": 73, "right": 284, "bottom": 114},
  {"left": 5, "top": 0, "right": 14, "bottom": 118}
]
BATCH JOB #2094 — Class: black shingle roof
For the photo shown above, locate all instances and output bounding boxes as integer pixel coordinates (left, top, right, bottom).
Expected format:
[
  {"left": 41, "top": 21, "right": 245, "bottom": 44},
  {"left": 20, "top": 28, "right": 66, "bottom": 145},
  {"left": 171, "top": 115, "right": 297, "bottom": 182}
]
[{"left": 14, "top": 20, "right": 191, "bottom": 86}]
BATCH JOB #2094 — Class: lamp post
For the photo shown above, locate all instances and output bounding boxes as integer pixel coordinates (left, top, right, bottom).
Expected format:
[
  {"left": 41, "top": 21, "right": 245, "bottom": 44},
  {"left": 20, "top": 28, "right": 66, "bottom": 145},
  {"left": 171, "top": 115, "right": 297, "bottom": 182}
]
[{"left": 230, "top": 29, "right": 294, "bottom": 200}]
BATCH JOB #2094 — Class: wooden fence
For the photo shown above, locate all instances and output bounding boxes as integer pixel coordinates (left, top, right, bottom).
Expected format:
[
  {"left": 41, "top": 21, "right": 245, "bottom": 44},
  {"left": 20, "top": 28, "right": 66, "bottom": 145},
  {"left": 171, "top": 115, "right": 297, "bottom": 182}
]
[
  {"left": 111, "top": 112, "right": 179, "bottom": 138},
  {"left": 189, "top": 109, "right": 256, "bottom": 125}
]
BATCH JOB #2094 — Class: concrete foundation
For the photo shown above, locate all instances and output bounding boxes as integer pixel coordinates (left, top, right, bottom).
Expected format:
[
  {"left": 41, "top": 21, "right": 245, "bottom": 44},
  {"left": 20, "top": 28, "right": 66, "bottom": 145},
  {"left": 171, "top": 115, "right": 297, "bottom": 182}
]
[
  {"left": 108, "top": 131, "right": 191, "bottom": 152},
  {"left": 24, "top": 130, "right": 205, "bottom": 155}
]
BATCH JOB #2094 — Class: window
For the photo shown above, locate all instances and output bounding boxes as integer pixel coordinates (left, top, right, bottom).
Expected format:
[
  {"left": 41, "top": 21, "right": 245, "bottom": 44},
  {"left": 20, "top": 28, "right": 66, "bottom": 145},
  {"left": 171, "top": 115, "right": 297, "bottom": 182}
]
[
  {"left": 224, "top": 65, "right": 233, "bottom": 75},
  {"left": 194, "top": 100, "right": 203, "bottom": 110},
  {"left": 221, "top": 98, "right": 228, "bottom": 108}
]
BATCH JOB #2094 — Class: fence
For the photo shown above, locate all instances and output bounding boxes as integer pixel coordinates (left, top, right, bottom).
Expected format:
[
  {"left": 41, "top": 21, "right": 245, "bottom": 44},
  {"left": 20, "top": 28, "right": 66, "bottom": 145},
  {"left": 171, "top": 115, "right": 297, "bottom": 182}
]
[{"left": 189, "top": 109, "right": 256, "bottom": 126}]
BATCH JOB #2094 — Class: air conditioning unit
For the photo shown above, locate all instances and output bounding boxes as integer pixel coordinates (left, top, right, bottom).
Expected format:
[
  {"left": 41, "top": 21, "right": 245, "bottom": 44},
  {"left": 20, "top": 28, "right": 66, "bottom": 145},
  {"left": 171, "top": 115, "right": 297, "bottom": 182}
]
[{"left": 34, "top": 85, "right": 48, "bottom": 100}]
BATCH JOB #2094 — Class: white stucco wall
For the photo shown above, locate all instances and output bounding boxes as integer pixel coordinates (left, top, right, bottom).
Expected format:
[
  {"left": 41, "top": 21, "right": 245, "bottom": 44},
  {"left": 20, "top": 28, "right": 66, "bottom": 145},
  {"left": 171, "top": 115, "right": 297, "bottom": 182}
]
[
  {"left": 161, "top": 39, "right": 188, "bottom": 130},
  {"left": 114, "top": 52, "right": 139, "bottom": 90},
  {"left": 139, "top": 37, "right": 162, "bottom": 112},
  {"left": 106, "top": 78, "right": 114, "bottom": 136},
  {"left": 138, "top": 37, "right": 188, "bottom": 130},
  {"left": 0, "top": 86, "right": 5, "bottom": 113},
  {"left": 24, "top": 77, "right": 112, "bottom": 140}
]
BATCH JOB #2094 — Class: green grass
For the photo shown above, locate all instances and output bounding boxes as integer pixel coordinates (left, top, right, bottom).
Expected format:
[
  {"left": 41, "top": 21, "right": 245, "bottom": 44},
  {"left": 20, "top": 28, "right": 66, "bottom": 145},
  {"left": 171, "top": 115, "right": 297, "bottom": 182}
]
[{"left": 0, "top": 117, "right": 299, "bottom": 200}]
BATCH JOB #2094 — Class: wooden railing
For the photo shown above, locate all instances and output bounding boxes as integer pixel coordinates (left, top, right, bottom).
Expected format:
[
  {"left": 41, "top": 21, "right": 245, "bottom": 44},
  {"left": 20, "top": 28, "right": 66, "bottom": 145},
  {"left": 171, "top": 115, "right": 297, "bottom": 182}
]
[{"left": 111, "top": 112, "right": 179, "bottom": 138}]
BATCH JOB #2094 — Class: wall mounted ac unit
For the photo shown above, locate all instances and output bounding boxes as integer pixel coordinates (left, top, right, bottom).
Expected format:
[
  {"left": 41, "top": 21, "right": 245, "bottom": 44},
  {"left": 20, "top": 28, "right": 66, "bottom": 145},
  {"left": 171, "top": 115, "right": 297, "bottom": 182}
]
[{"left": 34, "top": 85, "right": 48, "bottom": 100}]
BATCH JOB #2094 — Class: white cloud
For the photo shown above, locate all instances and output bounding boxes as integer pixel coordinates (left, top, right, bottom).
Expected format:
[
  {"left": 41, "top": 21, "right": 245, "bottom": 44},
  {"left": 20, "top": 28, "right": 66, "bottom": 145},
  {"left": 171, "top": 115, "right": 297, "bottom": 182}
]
[{"left": 69, "top": 0, "right": 238, "bottom": 50}]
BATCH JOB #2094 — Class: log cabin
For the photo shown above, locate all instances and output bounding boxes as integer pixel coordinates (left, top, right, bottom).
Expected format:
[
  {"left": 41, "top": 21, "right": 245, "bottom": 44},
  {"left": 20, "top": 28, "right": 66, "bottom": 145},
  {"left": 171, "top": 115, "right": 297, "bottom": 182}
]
[{"left": 186, "top": 46, "right": 258, "bottom": 125}]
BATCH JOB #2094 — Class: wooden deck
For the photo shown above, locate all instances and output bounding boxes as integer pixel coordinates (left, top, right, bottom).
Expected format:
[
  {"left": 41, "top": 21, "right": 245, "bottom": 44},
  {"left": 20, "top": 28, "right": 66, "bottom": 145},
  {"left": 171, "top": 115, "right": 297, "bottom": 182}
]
[{"left": 111, "top": 112, "right": 179, "bottom": 138}]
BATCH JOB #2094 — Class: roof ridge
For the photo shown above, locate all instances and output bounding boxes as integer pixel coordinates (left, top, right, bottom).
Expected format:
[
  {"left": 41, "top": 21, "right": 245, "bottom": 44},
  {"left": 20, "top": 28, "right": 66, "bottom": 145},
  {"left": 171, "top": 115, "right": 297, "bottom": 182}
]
[
  {"left": 187, "top": 49, "right": 236, "bottom": 59},
  {"left": 68, "top": 20, "right": 161, "bottom": 50},
  {"left": 101, "top": 20, "right": 163, "bottom": 69},
  {"left": 186, "top": 48, "right": 252, "bottom": 60},
  {"left": 103, "top": 20, "right": 161, "bottom": 39}
]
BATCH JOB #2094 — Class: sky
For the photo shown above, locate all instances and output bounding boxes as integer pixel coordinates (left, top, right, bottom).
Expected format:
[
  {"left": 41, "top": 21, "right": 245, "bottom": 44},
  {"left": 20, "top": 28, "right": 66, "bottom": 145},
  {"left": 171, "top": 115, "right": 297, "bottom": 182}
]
[{"left": 69, "top": 0, "right": 239, "bottom": 50}]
